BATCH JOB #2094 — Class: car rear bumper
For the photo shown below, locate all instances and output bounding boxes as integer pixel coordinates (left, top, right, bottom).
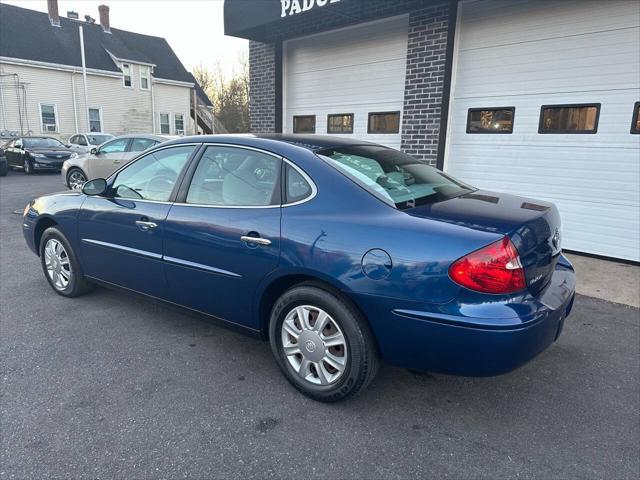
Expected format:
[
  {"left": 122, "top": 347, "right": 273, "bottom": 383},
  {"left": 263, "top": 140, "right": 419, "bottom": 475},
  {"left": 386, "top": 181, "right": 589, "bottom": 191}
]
[{"left": 351, "top": 254, "right": 576, "bottom": 376}]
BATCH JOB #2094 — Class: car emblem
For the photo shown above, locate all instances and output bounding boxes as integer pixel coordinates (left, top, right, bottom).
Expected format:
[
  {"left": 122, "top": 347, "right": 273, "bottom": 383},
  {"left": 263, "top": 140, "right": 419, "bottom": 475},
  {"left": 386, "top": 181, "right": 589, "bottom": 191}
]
[
  {"left": 56, "top": 155, "right": 62, "bottom": 158},
  {"left": 304, "top": 340, "right": 316, "bottom": 353},
  {"left": 552, "top": 228, "right": 561, "bottom": 249}
]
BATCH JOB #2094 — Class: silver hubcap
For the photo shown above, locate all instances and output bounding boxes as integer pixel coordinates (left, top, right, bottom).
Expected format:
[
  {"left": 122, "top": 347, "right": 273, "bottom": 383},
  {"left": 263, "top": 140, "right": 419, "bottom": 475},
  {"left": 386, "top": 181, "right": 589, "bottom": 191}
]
[
  {"left": 44, "top": 239, "right": 72, "bottom": 290},
  {"left": 68, "top": 171, "right": 86, "bottom": 190},
  {"left": 281, "top": 305, "right": 348, "bottom": 386}
]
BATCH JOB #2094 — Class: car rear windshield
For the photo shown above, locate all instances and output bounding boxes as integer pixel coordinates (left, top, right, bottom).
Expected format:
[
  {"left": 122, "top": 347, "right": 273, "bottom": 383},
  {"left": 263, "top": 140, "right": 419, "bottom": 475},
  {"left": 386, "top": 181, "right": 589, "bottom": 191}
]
[
  {"left": 316, "top": 145, "right": 475, "bottom": 209},
  {"left": 87, "top": 134, "right": 113, "bottom": 145},
  {"left": 23, "top": 137, "right": 65, "bottom": 148}
]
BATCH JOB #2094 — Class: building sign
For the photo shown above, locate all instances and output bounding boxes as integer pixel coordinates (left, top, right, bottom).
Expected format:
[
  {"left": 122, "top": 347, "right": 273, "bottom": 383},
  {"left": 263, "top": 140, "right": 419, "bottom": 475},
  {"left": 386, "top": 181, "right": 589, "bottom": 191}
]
[{"left": 281, "top": 0, "right": 340, "bottom": 18}]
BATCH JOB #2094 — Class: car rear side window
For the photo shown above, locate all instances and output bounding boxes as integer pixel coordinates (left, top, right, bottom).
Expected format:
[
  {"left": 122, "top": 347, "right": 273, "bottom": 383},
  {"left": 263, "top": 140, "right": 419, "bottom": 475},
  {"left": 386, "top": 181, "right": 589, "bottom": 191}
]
[
  {"left": 285, "top": 164, "right": 313, "bottom": 204},
  {"left": 131, "top": 138, "right": 158, "bottom": 152},
  {"left": 317, "top": 145, "right": 474, "bottom": 209},
  {"left": 186, "top": 146, "right": 281, "bottom": 206},
  {"left": 112, "top": 146, "right": 195, "bottom": 202}
]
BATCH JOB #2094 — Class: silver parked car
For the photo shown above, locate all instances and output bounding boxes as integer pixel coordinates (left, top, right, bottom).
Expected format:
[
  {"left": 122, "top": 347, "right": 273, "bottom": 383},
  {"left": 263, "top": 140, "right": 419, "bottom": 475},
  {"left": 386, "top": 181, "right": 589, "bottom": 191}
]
[
  {"left": 67, "top": 132, "right": 114, "bottom": 154},
  {"left": 62, "top": 134, "right": 171, "bottom": 189}
]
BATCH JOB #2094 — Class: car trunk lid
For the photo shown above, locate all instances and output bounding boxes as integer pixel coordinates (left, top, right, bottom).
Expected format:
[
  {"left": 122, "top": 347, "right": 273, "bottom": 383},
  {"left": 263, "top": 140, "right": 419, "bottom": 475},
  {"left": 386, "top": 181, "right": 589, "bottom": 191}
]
[{"left": 406, "top": 190, "right": 562, "bottom": 295}]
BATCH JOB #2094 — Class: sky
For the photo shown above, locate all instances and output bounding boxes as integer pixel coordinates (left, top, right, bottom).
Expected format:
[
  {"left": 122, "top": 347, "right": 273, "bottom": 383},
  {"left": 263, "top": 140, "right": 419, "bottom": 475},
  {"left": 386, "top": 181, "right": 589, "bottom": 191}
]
[{"left": 1, "top": 0, "right": 249, "bottom": 77}]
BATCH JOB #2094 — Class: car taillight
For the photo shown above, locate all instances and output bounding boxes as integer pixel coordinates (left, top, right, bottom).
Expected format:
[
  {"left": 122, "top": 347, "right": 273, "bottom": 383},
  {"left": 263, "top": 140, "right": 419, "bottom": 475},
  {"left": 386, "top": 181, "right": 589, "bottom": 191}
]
[{"left": 449, "top": 236, "right": 526, "bottom": 294}]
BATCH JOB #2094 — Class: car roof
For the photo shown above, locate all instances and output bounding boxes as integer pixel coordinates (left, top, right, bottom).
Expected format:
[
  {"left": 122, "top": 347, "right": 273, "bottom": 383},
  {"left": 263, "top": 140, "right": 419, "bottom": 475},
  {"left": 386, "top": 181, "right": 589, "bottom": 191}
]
[
  {"left": 108, "top": 133, "right": 171, "bottom": 141},
  {"left": 162, "top": 133, "right": 380, "bottom": 152}
]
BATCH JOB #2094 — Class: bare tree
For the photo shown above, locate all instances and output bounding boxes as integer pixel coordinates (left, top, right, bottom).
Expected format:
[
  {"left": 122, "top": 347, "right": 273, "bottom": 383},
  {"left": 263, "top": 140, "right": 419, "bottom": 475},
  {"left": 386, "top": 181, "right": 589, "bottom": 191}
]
[{"left": 192, "top": 54, "right": 249, "bottom": 133}]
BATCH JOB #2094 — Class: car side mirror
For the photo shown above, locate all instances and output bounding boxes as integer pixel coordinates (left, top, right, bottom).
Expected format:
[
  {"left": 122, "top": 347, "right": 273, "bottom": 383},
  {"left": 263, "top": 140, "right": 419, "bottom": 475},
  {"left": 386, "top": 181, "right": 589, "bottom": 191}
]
[
  {"left": 82, "top": 178, "right": 108, "bottom": 196},
  {"left": 90, "top": 147, "right": 98, "bottom": 155}
]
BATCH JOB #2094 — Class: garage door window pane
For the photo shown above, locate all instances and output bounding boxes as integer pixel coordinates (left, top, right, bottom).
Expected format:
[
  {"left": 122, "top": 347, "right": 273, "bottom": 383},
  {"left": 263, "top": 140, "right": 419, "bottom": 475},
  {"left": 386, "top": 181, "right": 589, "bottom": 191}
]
[
  {"left": 539, "top": 104, "right": 600, "bottom": 133},
  {"left": 293, "top": 116, "right": 315, "bottom": 134},
  {"left": 368, "top": 112, "right": 400, "bottom": 134},
  {"left": 467, "top": 108, "right": 514, "bottom": 133},
  {"left": 327, "top": 114, "right": 354, "bottom": 134},
  {"left": 631, "top": 102, "right": 640, "bottom": 134}
]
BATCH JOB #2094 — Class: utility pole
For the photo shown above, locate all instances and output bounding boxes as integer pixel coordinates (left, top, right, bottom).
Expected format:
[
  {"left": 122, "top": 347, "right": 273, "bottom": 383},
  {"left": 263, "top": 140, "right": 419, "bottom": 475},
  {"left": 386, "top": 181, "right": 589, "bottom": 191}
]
[{"left": 79, "top": 26, "right": 90, "bottom": 132}]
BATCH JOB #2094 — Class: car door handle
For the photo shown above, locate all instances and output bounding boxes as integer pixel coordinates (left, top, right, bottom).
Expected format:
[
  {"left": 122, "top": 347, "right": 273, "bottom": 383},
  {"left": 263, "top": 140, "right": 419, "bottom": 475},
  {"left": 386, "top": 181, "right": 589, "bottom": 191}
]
[
  {"left": 240, "top": 235, "right": 271, "bottom": 246},
  {"left": 136, "top": 220, "right": 158, "bottom": 231}
]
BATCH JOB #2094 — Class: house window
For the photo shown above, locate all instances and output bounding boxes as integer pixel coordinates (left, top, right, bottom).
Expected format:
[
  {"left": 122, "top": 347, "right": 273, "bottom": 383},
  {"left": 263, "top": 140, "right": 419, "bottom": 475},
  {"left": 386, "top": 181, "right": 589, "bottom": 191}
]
[
  {"left": 327, "top": 114, "right": 354, "bottom": 134},
  {"left": 174, "top": 113, "right": 185, "bottom": 135},
  {"left": 631, "top": 102, "right": 640, "bottom": 134},
  {"left": 539, "top": 104, "right": 600, "bottom": 134},
  {"left": 159, "top": 113, "right": 170, "bottom": 134},
  {"left": 88, "top": 108, "right": 102, "bottom": 132},
  {"left": 467, "top": 108, "right": 515, "bottom": 133},
  {"left": 368, "top": 112, "right": 400, "bottom": 134},
  {"left": 122, "top": 63, "right": 132, "bottom": 87},
  {"left": 140, "top": 66, "right": 150, "bottom": 90},
  {"left": 40, "top": 104, "right": 57, "bottom": 132},
  {"left": 293, "top": 115, "right": 315, "bottom": 134}
]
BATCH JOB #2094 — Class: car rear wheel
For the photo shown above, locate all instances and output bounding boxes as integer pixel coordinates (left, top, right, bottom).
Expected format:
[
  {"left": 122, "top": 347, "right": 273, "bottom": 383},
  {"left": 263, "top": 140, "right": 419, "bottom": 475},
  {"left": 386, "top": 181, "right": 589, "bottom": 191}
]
[
  {"left": 40, "top": 227, "right": 94, "bottom": 297},
  {"left": 67, "top": 168, "right": 87, "bottom": 190},
  {"left": 23, "top": 158, "right": 32, "bottom": 174},
  {"left": 0, "top": 161, "right": 7, "bottom": 176},
  {"left": 269, "top": 284, "right": 380, "bottom": 402}
]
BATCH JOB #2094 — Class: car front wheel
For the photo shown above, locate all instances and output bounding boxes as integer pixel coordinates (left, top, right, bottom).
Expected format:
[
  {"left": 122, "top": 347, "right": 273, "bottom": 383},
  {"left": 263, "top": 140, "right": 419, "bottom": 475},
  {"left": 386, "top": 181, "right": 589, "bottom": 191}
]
[
  {"left": 23, "top": 158, "right": 34, "bottom": 174},
  {"left": 67, "top": 168, "right": 87, "bottom": 190},
  {"left": 269, "top": 284, "right": 380, "bottom": 402},
  {"left": 39, "top": 227, "right": 93, "bottom": 297}
]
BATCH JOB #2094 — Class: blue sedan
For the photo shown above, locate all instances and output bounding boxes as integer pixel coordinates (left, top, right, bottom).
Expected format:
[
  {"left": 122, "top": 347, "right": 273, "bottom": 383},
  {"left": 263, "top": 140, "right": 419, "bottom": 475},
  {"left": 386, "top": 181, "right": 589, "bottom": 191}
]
[{"left": 22, "top": 135, "right": 576, "bottom": 402}]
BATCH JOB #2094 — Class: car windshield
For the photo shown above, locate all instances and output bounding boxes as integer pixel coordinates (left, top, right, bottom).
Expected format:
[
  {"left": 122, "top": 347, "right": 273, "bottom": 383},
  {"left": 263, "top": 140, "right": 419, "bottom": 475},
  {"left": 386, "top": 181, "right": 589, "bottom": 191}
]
[
  {"left": 87, "top": 134, "right": 113, "bottom": 145},
  {"left": 317, "top": 145, "right": 475, "bottom": 209},
  {"left": 23, "top": 137, "right": 65, "bottom": 148}
]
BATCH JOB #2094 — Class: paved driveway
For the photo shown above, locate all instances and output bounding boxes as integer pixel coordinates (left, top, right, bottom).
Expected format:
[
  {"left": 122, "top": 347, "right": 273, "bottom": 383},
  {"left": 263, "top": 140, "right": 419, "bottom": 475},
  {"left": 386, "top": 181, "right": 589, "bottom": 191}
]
[{"left": 1, "top": 171, "right": 639, "bottom": 479}]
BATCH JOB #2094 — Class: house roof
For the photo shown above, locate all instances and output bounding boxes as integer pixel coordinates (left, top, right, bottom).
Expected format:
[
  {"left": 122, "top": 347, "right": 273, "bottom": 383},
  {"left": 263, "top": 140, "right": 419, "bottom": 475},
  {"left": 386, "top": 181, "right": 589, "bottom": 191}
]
[{"left": 0, "top": 3, "right": 212, "bottom": 106}]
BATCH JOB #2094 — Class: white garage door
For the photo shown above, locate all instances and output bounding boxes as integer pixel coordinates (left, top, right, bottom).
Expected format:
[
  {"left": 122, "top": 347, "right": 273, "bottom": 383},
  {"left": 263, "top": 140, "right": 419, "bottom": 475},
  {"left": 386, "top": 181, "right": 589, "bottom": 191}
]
[
  {"left": 284, "top": 16, "right": 409, "bottom": 149},
  {"left": 446, "top": 0, "right": 640, "bottom": 261}
]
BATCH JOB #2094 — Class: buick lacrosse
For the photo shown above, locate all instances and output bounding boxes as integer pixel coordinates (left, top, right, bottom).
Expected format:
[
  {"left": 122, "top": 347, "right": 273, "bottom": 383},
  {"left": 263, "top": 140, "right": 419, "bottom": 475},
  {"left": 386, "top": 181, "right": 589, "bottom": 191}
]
[{"left": 22, "top": 135, "right": 576, "bottom": 402}]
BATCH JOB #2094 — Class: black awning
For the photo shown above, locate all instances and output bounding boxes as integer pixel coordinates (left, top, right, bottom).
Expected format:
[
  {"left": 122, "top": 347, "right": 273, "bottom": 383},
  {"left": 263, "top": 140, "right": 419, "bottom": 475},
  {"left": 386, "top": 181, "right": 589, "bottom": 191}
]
[
  {"left": 224, "top": 0, "right": 429, "bottom": 43},
  {"left": 224, "top": 0, "right": 284, "bottom": 40}
]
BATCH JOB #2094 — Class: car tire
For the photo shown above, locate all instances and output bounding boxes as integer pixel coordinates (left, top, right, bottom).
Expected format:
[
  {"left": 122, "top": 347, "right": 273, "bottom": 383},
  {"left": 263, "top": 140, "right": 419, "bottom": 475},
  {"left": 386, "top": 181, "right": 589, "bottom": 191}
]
[
  {"left": 39, "top": 227, "right": 94, "bottom": 297},
  {"left": 66, "top": 168, "right": 87, "bottom": 190},
  {"left": 23, "top": 158, "right": 33, "bottom": 174},
  {"left": 269, "top": 283, "right": 380, "bottom": 402},
  {"left": 0, "top": 162, "right": 7, "bottom": 176}
]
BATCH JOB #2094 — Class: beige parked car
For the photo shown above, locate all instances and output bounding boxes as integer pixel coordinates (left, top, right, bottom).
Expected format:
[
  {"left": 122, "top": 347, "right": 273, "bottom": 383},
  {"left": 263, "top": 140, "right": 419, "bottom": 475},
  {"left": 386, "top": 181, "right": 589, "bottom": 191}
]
[{"left": 62, "top": 134, "right": 171, "bottom": 189}]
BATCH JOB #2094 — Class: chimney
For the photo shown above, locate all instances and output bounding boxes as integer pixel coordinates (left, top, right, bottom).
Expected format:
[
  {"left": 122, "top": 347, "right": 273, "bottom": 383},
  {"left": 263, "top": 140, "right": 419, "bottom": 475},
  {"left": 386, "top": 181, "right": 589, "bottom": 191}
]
[
  {"left": 98, "top": 5, "right": 111, "bottom": 33},
  {"left": 67, "top": 11, "right": 79, "bottom": 20},
  {"left": 47, "top": 0, "right": 60, "bottom": 26}
]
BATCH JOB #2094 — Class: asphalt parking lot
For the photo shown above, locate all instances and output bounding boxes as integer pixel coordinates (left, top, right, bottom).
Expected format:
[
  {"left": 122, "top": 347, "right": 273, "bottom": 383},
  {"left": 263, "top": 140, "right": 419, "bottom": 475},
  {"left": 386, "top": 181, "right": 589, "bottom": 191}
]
[{"left": 1, "top": 171, "right": 639, "bottom": 479}]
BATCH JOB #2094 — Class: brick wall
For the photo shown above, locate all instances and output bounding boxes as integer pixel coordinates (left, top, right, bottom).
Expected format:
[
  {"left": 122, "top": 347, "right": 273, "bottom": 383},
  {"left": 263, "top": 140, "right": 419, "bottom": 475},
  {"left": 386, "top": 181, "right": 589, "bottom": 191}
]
[
  {"left": 400, "top": 3, "right": 451, "bottom": 165},
  {"left": 249, "top": 41, "right": 276, "bottom": 133},
  {"left": 247, "top": 0, "right": 453, "bottom": 159}
]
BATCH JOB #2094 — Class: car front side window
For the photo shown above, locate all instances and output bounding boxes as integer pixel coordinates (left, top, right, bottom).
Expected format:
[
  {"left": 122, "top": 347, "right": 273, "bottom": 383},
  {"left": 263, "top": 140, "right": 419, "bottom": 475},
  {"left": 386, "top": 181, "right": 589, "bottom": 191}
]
[
  {"left": 100, "top": 138, "right": 129, "bottom": 154},
  {"left": 186, "top": 146, "right": 281, "bottom": 206},
  {"left": 112, "top": 146, "right": 195, "bottom": 202}
]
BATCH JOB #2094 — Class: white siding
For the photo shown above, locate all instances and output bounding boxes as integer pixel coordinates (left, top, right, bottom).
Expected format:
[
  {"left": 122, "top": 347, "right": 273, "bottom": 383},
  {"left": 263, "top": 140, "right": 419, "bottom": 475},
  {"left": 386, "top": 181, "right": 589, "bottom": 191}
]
[
  {"left": 284, "top": 16, "right": 409, "bottom": 149},
  {"left": 154, "top": 82, "right": 192, "bottom": 135},
  {"left": 0, "top": 62, "right": 193, "bottom": 140},
  {"left": 446, "top": 0, "right": 640, "bottom": 261}
]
